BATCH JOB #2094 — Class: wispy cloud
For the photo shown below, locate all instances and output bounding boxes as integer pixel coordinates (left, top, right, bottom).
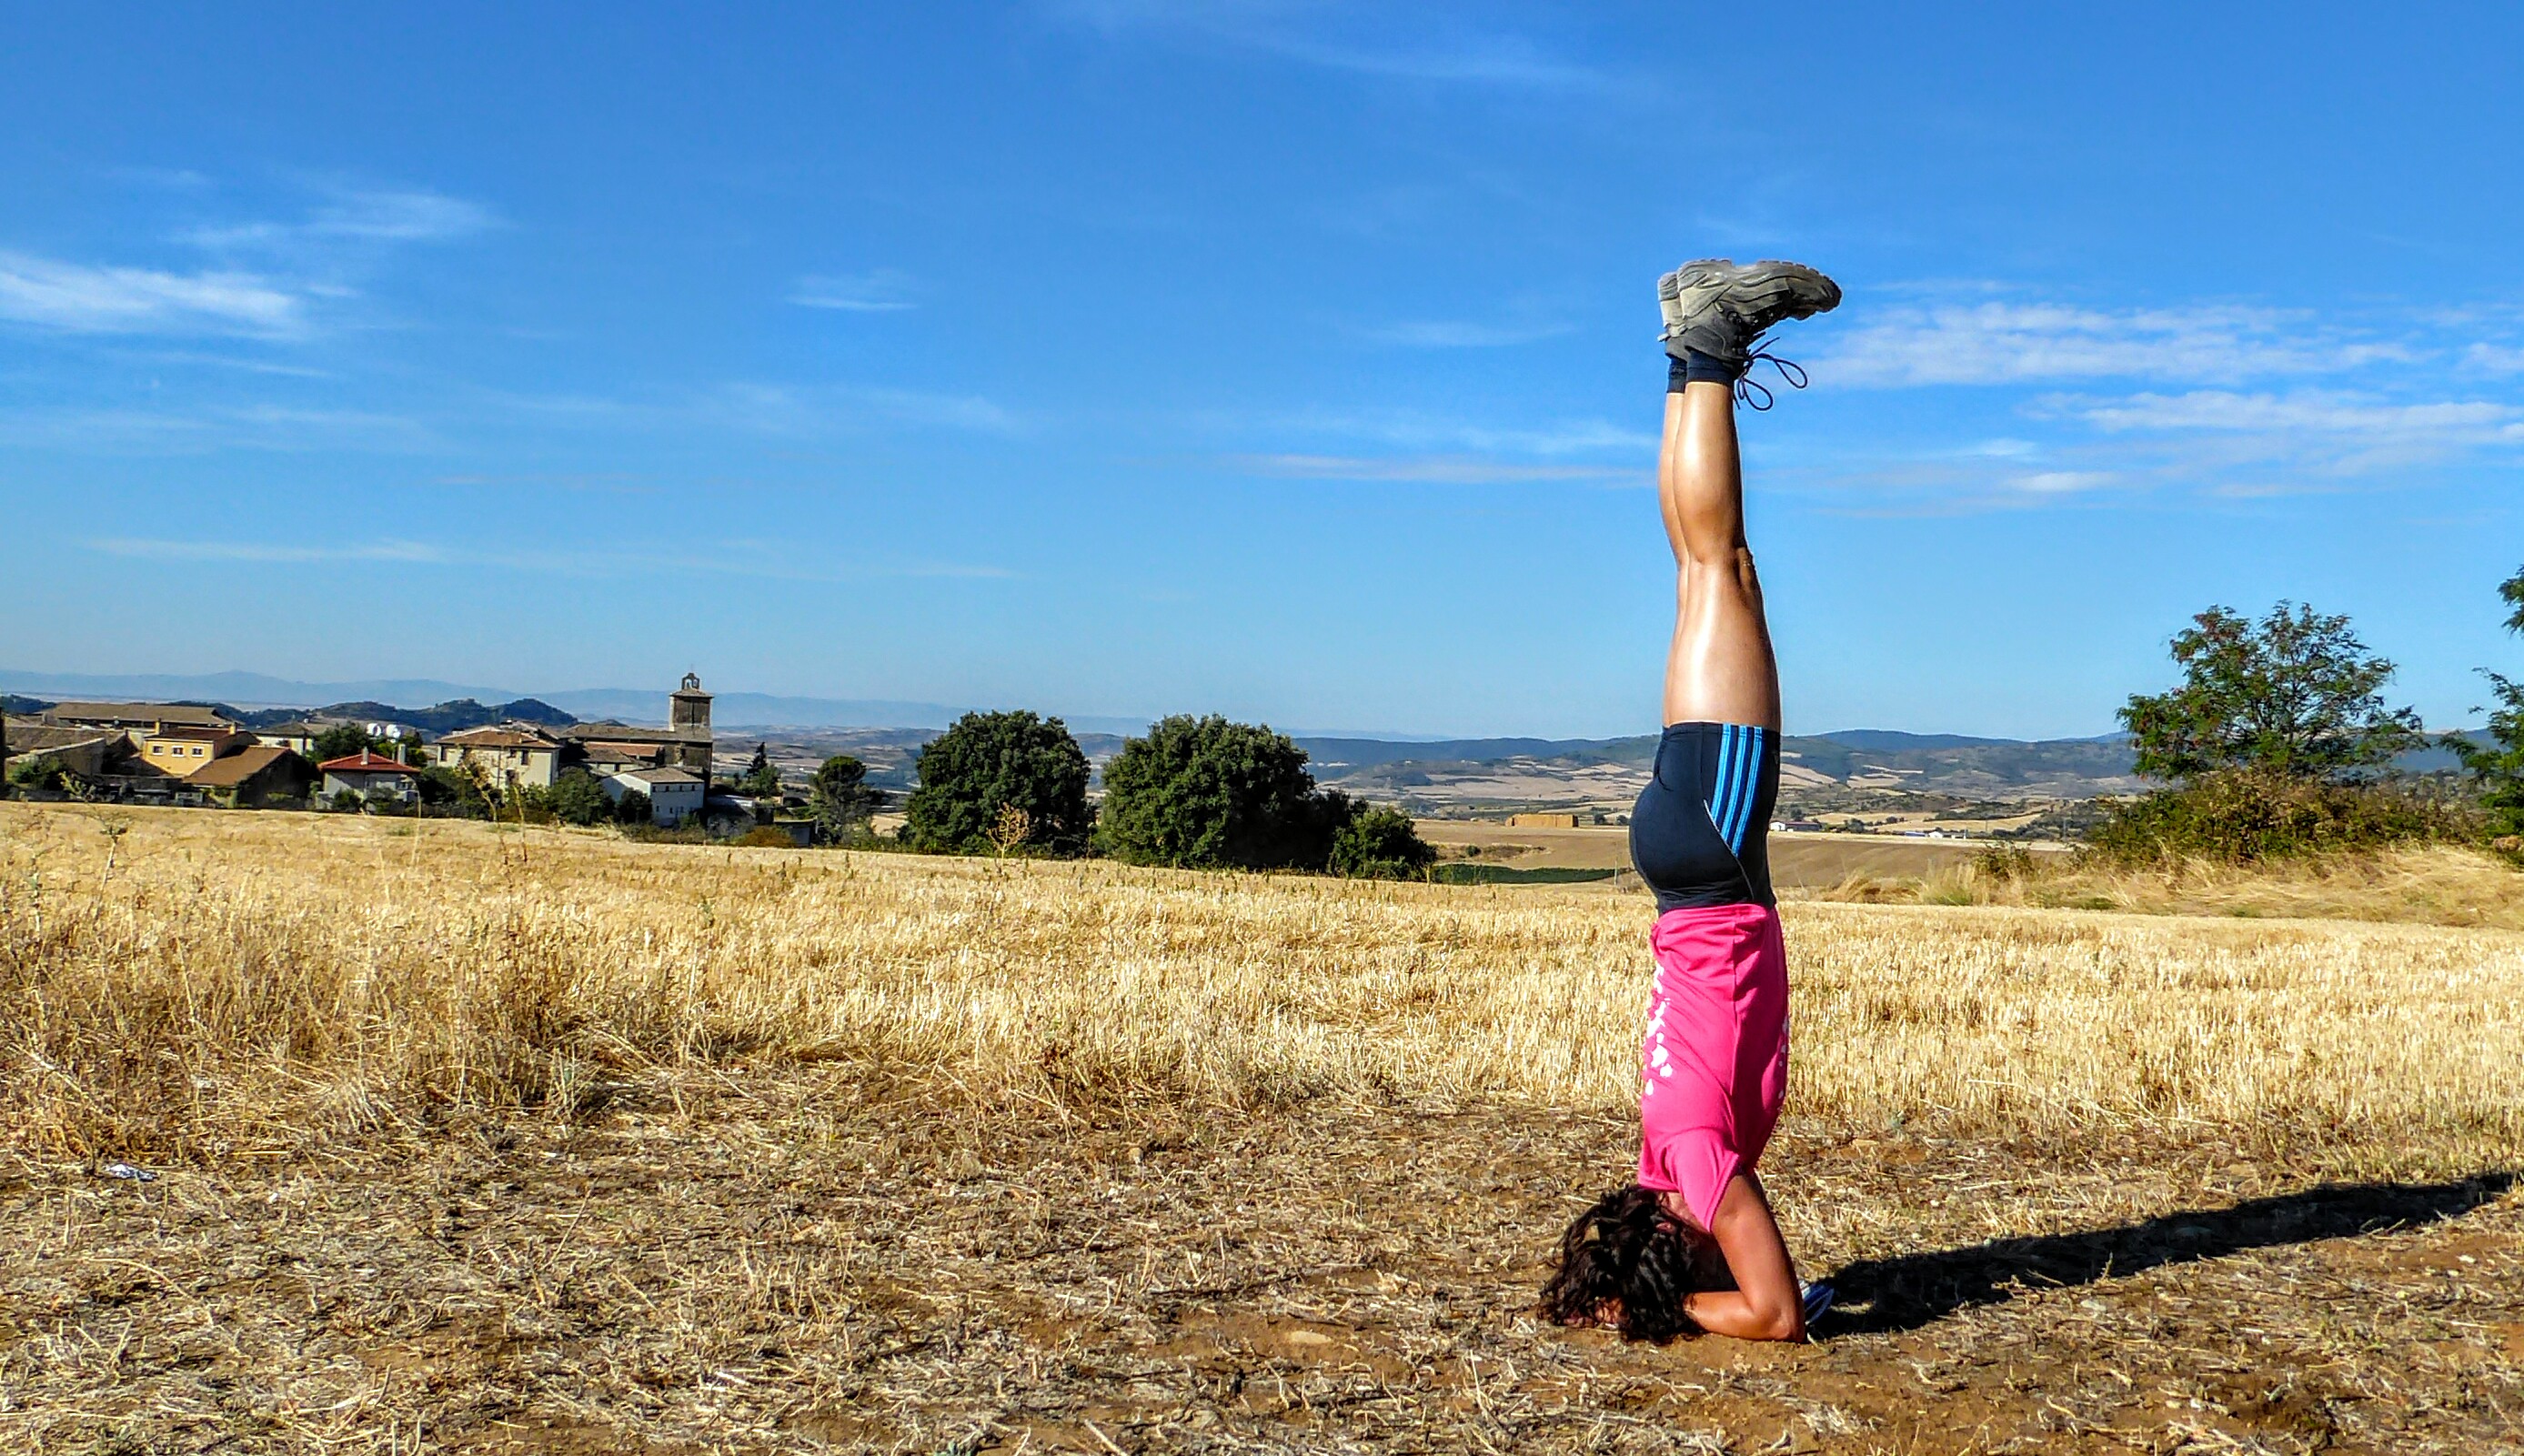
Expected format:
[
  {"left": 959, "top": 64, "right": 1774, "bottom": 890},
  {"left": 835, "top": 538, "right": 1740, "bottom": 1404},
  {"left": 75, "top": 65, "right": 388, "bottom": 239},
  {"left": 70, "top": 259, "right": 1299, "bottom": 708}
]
[
  {"left": 1359, "top": 318, "right": 1574, "bottom": 348},
  {"left": 1821, "top": 297, "right": 2410, "bottom": 387},
  {"left": 2465, "top": 341, "right": 2524, "bottom": 375},
  {"left": 705, "top": 382, "right": 1019, "bottom": 436},
  {"left": 1236, "top": 407, "right": 1654, "bottom": 459},
  {"left": 789, "top": 268, "right": 918, "bottom": 312},
  {"left": 1053, "top": 3, "right": 1608, "bottom": 89},
  {"left": 1235, "top": 452, "right": 1638, "bottom": 485},
  {"left": 0, "top": 403, "right": 437, "bottom": 453},
  {"left": 86, "top": 536, "right": 1016, "bottom": 583},
  {"left": 0, "top": 252, "right": 303, "bottom": 336},
  {"left": 181, "top": 186, "right": 498, "bottom": 249},
  {"left": 2049, "top": 388, "right": 2524, "bottom": 440},
  {"left": 90, "top": 538, "right": 451, "bottom": 565},
  {"left": 117, "top": 348, "right": 333, "bottom": 378},
  {"left": 2009, "top": 470, "right": 2115, "bottom": 496}
]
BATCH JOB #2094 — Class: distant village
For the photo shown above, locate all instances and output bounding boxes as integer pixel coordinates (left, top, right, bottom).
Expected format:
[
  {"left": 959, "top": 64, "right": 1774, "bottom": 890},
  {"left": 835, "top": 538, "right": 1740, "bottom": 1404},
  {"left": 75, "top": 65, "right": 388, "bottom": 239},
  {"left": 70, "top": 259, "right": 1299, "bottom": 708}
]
[{"left": 0, "top": 674, "right": 798, "bottom": 836}]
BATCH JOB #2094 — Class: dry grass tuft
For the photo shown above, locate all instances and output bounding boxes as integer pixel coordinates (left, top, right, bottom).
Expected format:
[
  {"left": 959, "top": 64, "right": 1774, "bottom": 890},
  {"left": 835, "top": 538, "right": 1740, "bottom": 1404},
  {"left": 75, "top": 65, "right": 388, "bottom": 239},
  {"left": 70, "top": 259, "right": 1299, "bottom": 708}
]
[
  {"left": 1808, "top": 839, "right": 2524, "bottom": 930},
  {"left": 6, "top": 802, "right": 2522, "bottom": 1166}
]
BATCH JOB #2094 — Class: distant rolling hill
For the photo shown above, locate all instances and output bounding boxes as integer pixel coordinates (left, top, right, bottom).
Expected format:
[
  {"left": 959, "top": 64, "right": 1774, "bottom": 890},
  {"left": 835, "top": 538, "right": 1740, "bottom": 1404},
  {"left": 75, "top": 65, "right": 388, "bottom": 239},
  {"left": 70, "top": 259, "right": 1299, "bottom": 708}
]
[{"left": 1296, "top": 729, "right": 2148, "bottom": 805}]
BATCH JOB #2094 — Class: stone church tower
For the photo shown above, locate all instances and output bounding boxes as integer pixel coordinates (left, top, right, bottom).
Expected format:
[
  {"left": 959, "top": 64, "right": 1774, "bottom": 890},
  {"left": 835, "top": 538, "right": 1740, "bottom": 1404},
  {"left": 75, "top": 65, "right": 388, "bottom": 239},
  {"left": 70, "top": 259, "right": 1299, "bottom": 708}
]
[{"left": 670, "top": 673, "right": 713, "bottom": 738}]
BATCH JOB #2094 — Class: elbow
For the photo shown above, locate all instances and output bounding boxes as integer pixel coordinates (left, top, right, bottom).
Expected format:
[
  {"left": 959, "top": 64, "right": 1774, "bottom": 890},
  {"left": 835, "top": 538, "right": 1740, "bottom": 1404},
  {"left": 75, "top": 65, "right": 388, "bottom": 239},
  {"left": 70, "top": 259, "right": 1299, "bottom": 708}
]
[{"left": 1745, "top": 1299, "right": 1804, "bottom": 1343}]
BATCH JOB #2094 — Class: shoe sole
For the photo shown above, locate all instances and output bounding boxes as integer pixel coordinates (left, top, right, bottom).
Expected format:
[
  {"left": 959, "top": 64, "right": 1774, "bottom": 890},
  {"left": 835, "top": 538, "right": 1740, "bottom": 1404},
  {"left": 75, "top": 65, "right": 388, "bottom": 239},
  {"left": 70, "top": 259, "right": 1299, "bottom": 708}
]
[{"left": 1661, "top": 258, "right": 1841, "bottom": 360}]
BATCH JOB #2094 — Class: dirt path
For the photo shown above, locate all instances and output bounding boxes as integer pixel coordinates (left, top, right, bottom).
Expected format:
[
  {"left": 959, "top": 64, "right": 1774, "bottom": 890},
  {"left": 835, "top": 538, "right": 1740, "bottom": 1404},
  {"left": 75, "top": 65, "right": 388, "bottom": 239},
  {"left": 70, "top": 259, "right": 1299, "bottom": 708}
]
[{"left": 5, "top": 1082, "right": 2519, "bottom": 1453}]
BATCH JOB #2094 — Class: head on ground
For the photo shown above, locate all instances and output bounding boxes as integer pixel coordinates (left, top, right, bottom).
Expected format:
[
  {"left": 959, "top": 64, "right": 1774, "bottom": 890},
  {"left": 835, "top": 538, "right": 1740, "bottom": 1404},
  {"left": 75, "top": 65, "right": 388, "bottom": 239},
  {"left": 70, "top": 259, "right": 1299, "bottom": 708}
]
[{"left": 1538, "top": 1183, "right": 1729, "bottom": 1342}]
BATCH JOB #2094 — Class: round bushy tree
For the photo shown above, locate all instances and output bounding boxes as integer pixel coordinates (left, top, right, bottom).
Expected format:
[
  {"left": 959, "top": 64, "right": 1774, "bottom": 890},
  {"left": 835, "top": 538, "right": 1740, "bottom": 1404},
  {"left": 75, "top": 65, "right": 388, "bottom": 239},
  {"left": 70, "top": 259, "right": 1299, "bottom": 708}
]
[
  {"left": 902, "top": 710, "right": 1093, "bottom": 854},
  {"left": 548, "top": 768, "right": 610, "bottom": 827},
  {"left": 1327, "top": 804, "right": 1436, "bottom": 879},
  {"left": 1096, "top": 715, "right": 1350, "bottom": 869}
]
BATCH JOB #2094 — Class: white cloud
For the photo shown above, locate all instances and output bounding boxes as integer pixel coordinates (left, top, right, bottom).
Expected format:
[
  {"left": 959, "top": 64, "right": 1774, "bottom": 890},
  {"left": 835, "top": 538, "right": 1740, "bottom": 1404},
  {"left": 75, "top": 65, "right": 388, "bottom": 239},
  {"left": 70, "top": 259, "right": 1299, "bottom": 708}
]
[
  {"left": 705, "top": 382, "right": 1019, "bottom": 436},
  {"left": 2008, "top": 470, "right": 2114, "bottom": 495},
  {"left": 1360, "top": 319, "right": 1574, "bottom": 348},
  {"left": 1052, "top": 3, "right": 1607, "bottom": 88},
  {"left": 2048, "top": 389, "right": 2523, "bottom": 439},
  {"left": 182, "top": 186, "right": 498, "bottom": 249},
  {"left": 2465, "top": 341, "right": 2524, "bottom": 375},
  {"left": 789, "top": 269, "right": 918, "bottom": 312},
  {"left": 1235, "top": 453, "right": 1638, "bottom": 485},
  {"left": 1821, "top": 298, "right": 2410, "bottom": 387},
  {"left": 86, "top": 536, "right": 1015, "bottom": 583},
  {"left": 90, "top": 537, "right": 449, "bottom": 565},
  {"left": 0, "top": 252, "right": 302, "bottom": 336},
  {"left": 1273, "top": 408, "right": 1655, "bottom": 457},
  {"left": 0, "top": 403, "right": 437, "bottom": 454}
]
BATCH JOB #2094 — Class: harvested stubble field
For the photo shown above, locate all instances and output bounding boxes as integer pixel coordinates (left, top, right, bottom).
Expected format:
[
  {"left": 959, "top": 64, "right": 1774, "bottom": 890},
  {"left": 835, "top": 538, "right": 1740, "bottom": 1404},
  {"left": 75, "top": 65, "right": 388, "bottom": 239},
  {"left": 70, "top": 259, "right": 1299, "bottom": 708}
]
[{"left": 3, "top": 802, "right": 2522, "bottom": 1455}]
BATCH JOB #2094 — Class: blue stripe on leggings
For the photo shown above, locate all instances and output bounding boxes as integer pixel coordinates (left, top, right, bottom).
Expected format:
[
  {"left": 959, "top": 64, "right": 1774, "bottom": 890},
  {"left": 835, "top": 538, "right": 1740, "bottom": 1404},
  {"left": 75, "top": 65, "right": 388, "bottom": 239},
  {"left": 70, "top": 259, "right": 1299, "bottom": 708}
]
[
  {"left": 1707, "top": 724, "right": 1740, "bottom": 847},
  {"left": 1725, "top": 727, "right": 1765, "bottom": 849}
]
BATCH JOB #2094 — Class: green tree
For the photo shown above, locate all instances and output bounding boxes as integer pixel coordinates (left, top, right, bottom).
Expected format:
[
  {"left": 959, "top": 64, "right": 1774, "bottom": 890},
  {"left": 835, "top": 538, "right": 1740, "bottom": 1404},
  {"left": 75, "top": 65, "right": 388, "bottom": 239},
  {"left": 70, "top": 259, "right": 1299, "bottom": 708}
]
[
  {"left": 612, "top": 787, "right": 654, "bottom": 827},
  {"left": 1095, "top": 714, "right": 1350, "bottom": 869},
  {"left": 6, "top": 753, "right": 68, "bottom": 792},
  {"left": 417, "top": 765, "right": 490, "bottom": 818},
  {"left": 1327, "top": 803, "right": 1437, "bottom": 879},
  {"left": 737, "top": 743, "right": 782, "bottom": 798},
  {"left": 2451, "top": 564, "right": 2524, "bottom": 847},
  {"left": 901, "top": 711, "right": 1091, "bottom": 854},
  {"left": 312, "top": 723, "right": 378, "bottom": 761},
  {"left": 547, "top": 768, "right": 610, "bottom": 827},
  {"left": 808, "top": 755, "right": 886, "bottom": 841},
  {"left": 2119, "top": 602, "right": 2422, "bottom": 783}
]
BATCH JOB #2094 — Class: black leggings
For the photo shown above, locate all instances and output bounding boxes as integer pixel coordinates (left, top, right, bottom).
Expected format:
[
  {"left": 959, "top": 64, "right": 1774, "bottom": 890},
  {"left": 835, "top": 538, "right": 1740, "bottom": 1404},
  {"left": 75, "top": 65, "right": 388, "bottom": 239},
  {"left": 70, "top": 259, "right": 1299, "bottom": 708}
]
[{"left": 1629, "top": 721, "right": 1779, "bottom": 913}]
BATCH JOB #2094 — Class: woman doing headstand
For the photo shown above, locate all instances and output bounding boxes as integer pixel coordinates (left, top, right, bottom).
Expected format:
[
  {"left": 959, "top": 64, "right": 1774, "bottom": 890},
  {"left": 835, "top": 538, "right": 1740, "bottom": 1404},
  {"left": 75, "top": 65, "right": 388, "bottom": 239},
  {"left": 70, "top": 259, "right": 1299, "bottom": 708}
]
[{"left": 1539, "top": 259, "right": 1841, "bottom": 1343}]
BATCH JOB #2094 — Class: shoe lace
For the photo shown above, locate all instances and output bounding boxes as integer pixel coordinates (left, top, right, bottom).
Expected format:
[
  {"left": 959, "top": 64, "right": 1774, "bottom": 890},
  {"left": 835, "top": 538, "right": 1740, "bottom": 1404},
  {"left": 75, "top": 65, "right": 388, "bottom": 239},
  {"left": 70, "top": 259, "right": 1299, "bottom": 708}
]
[{"left": 1733, "top": 335, "right": 1811, "bottom": 411}]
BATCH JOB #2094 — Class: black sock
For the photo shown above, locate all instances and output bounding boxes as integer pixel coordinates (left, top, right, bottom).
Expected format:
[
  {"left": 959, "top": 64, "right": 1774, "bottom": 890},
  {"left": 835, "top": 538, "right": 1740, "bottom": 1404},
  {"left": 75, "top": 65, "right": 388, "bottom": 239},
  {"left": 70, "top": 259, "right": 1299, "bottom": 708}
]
[{"left": 1667, "top": 349, "right": 1743, "bottom": 391}]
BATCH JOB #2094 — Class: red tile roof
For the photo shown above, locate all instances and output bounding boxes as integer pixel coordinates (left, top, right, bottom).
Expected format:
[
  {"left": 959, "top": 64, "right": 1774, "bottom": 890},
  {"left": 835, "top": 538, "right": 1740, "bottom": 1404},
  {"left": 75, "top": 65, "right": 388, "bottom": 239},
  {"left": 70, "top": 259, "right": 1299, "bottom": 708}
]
[
  {"left": 317, "top": 750, "right": 420, "bottom": 775},
  {"left": 436, "top": 726, "right": 559, "bottom": 749}
]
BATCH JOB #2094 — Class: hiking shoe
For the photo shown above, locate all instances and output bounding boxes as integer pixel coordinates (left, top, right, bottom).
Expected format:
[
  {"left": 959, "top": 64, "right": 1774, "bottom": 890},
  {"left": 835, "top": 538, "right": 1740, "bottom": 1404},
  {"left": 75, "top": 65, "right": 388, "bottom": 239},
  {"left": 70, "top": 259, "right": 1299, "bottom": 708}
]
[
  {"left": 1658, "top": 258, "right": 1842, "bottom": 366},
  {"left": 1801, "top": 1280, "right": 1836, "bottom": 1333}
]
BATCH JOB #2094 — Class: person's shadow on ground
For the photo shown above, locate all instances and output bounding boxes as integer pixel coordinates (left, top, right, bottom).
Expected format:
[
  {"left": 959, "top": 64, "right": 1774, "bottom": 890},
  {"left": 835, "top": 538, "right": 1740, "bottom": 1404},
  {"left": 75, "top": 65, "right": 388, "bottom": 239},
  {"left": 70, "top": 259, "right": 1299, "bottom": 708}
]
[{"left": 1823, "top": 1172, "right": 2514, "bottom": 1334}]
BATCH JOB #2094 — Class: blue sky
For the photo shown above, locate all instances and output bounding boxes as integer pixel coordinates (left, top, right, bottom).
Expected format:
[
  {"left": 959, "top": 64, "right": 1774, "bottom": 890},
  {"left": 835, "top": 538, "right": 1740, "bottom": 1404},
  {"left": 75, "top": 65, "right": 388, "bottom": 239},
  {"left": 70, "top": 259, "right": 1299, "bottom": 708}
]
[{"left": 5, "top": 3, "right": 2520, "bottom": 738}]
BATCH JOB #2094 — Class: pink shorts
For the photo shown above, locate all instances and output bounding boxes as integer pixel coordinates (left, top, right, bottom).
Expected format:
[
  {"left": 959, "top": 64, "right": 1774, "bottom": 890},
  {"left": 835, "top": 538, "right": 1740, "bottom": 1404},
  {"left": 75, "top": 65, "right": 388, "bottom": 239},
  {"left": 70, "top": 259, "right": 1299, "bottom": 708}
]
[{"left": 1635, "top": 901, "right": 1789, "bottom": 1231}]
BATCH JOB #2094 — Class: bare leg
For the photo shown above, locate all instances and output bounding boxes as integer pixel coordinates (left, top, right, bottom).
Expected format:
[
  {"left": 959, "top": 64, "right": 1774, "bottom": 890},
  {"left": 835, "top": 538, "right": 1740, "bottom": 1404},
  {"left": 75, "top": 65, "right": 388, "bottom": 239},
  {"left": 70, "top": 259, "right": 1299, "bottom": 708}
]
[{"left": 1659, "top": 382, "right": 1781, "bottom": 730}]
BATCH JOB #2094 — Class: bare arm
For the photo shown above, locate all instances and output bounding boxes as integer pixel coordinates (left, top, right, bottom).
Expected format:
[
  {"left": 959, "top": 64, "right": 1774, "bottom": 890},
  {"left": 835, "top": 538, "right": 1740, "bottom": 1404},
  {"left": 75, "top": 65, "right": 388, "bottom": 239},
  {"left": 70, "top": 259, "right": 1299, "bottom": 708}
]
[{"left": 1679, "top": 1174, "right": 1805, "bottom": 1341}]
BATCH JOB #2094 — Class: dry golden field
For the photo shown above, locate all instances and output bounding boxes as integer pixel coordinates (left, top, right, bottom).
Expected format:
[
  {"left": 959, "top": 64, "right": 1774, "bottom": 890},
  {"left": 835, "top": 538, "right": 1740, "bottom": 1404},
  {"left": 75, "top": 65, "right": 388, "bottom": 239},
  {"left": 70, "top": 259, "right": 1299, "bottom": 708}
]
[{"left": 5, "top": 801, "right": 2522, "bottom": 1454}]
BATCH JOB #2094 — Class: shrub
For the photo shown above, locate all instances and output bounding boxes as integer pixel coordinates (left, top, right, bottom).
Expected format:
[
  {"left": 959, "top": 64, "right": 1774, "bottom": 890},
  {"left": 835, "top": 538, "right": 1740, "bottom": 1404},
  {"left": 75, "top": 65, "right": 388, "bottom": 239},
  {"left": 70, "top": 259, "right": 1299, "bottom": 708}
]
[
  {"left": 1327, "top": 804, "right": 1437, "bottom": 879},
  {"left": 736, "top": 744, "right": 782, "bottom": 798},
  {"left": 313, "top": 723, "right": 381, "bottom": 762},
  {"left": 6, "top": 754, "right": 68, "bottom": 792},
  {"left": 612, "top": 788, "right": 652, "bottom": 827},
  {"left": 728, "top": 826, "right": 799, "bottom": 848},
  {"left": 902, "top": 712, "right": 1091, "bottom": 855},
  {"left": 1095, "top": 715, "right": 1351, "bottom": 870},
  {"left": 547, "top": 768, "right": 610, "bottom": 828},
  {"left": 2085, "top": 769, "right": 2470, "bottom": 863},
  {"left": 329, "top": 788, "right": 365, "bottom": 813},
  {"left": 808, "top": 756, "right": 885, "bottom": 842},
  {"left": 417, "top": 766, "right": 490, "bottom": 818}
]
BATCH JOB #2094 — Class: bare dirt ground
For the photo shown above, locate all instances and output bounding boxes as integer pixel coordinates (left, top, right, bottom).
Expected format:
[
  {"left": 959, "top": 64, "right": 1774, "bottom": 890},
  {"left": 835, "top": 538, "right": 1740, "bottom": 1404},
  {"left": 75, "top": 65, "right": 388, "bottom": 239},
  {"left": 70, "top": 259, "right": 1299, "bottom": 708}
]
[
  {"left": 9, "top": 1080, "right": 2518, "bottom": 1455},
  {"left": 1413, "top": 821, "right": 2031, "bottom": 890}
]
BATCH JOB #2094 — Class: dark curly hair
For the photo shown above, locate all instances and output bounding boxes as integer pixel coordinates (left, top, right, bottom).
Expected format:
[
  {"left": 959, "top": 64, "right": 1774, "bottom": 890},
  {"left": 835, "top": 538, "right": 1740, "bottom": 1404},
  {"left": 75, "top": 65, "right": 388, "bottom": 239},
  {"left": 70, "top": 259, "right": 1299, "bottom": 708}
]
[{"left": 1537, "top": 1184, "right": 1730, "bottom": 1342}]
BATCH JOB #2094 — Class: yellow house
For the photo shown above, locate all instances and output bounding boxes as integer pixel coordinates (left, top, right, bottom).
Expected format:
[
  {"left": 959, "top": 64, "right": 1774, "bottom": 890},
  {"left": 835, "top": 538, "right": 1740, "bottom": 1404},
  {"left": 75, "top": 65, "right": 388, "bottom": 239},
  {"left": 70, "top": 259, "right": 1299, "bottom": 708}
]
[
  {"left": 139, "top": 726, "right": 248, "bottom": 777},
  {"left": 427, "top": 725, "right": 565, "bottom": 789}
]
